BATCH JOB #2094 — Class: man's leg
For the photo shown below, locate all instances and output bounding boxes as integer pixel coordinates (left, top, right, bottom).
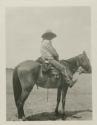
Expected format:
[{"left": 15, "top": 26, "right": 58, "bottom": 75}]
[{"left": 49, "top": 59, "right": 73, "bottom": 87}]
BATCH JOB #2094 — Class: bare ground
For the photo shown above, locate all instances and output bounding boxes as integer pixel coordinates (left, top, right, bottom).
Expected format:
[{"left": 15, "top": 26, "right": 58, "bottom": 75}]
[{"left": 6, "top": 69, "right": 92, "bottom": 121}]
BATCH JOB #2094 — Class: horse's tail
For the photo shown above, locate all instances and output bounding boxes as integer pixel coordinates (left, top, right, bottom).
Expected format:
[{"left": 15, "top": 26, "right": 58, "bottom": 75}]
[{"left": 13, "top": 67, "right": 22, "bottom": 106}]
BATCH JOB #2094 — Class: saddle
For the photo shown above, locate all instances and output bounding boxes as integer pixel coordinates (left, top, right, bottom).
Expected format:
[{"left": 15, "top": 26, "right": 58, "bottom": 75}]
[{"left": 36, "top": 57, "right": 60, "bottom": 78}]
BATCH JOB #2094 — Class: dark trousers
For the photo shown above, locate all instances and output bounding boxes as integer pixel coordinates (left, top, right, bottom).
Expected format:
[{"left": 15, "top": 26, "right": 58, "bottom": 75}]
[{"left": 49, "top": 59, "right": 73, "bottom": 86}]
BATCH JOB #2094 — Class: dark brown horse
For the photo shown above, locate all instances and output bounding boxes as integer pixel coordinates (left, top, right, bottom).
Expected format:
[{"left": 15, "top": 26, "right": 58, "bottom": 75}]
[{"left": 13, "top": 51, "right": 91, "bottom": 120}]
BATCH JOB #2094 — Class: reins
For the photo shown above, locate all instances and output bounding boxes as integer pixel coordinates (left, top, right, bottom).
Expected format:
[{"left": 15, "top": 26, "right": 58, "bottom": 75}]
[{"left": 47, "top": 88, "right": 49, "bottom": 102}]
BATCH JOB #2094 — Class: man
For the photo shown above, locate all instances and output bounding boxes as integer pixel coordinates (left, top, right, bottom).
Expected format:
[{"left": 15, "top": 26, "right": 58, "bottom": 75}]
[{"left": 40, "top": 30, "right": 75, "bottom": 87}]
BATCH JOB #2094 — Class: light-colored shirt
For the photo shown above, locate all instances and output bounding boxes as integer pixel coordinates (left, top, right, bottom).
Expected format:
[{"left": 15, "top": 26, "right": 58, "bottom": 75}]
[{"left": 40, "top": 40, "right": 59, "bottom": 60}]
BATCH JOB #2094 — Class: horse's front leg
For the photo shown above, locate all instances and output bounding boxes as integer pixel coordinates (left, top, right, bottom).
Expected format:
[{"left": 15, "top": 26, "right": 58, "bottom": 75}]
[
  {"left": 61, "top": 85, "right": 68, "bottom": 119},
  {"left": 55, "top": 87, "right": 62, "bottom": 115}
]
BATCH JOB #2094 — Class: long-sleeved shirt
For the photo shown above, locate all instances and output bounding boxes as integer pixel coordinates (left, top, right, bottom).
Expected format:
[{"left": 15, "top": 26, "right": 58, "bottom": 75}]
[{"left": 40, "top": 40, "right": 59, "bottom": 60}]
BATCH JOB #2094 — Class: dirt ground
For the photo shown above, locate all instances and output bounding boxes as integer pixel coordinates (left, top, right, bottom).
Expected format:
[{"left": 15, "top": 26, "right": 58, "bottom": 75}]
[{"left": 6, "top": 69, "right": 92, "bottom": 121}]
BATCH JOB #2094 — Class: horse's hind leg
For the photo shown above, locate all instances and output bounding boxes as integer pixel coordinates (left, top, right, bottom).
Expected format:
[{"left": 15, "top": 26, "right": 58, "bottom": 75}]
[
  {"left": 17, "top": 83, "right": 35, "bottom": 119},
  {"left": 61, "top": 85, "right": 68, "bottom": 119},
  {"left": 55, "top": 87, "right": 62, "bottom": 115},
  {"left": 16, "top": 90, "right": 28, "bottom": 119}
]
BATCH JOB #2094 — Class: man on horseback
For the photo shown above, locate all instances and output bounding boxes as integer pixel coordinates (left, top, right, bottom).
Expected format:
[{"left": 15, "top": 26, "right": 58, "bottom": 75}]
[{"left": 40, "top": 30, "right": 75, "bottom": 87}]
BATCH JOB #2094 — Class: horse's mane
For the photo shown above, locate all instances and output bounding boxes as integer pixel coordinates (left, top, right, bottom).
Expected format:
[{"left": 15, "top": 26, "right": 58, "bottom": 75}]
[
  {"left": 61, "top": 55, "right": 78, "bottom": 64},
  {"left": 61, "top": 53, "right": 82, "bottom": 63},
  {"left": 60, "top": 54, "right": 82, "bottom": 73}
]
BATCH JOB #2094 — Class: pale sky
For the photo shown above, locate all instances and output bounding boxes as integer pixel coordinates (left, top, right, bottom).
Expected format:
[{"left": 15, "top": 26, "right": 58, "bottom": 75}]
[{"left": 6, "top": 7, "right": 91, "bottom": 68}]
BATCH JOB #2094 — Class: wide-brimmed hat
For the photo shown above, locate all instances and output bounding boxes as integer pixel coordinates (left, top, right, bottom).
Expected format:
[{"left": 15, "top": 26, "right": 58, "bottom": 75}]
[{"left": 41, "top": 30, "right": 57, "bottom": 40}]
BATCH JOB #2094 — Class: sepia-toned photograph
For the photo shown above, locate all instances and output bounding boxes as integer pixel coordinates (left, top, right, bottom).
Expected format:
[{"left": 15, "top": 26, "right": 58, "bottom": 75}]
[{"left": 6, "top": 6, "right": 92, "bottom": 121}]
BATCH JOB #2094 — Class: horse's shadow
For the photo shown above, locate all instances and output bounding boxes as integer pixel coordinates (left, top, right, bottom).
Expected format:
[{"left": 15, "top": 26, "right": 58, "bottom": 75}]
[{"left": 24, "top": 109, "right": 92, "bottom": 121}]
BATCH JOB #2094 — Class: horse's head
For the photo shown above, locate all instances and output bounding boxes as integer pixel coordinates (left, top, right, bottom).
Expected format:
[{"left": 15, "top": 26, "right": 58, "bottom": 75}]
[{"left": 78, "top": 51, "right": 92, "bottom": 74}]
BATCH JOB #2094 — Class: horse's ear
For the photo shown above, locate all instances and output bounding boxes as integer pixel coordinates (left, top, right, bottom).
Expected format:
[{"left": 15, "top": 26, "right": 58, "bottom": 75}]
[{"left": 83, "top": 51, "right": 86, "bottom": 56}]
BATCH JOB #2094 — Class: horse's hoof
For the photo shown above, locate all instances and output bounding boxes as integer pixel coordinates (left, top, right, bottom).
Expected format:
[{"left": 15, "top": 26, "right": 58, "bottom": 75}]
[
  {"left": 62, "top": 115, "right": 67, "bottom": 120},
  {"left": 18, "top": 119, "right": 23, "bottom": 121},
  {"left": 61, "top": 112, "right": 67, "bottom": 120},
  {"left": 22, "top": 116, "right": 26, "bottom": 121},
  {"left": 55, "top": 110, "right": 59, "bottom": 116},
  {"left": 18, "top": 116, "right": 25, "bottom": 121}
]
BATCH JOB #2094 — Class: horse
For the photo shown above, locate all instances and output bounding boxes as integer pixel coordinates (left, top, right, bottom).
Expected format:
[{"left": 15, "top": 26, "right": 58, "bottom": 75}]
[{"left": 12, "top": 51, "right": 91, "bottom": 120}]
